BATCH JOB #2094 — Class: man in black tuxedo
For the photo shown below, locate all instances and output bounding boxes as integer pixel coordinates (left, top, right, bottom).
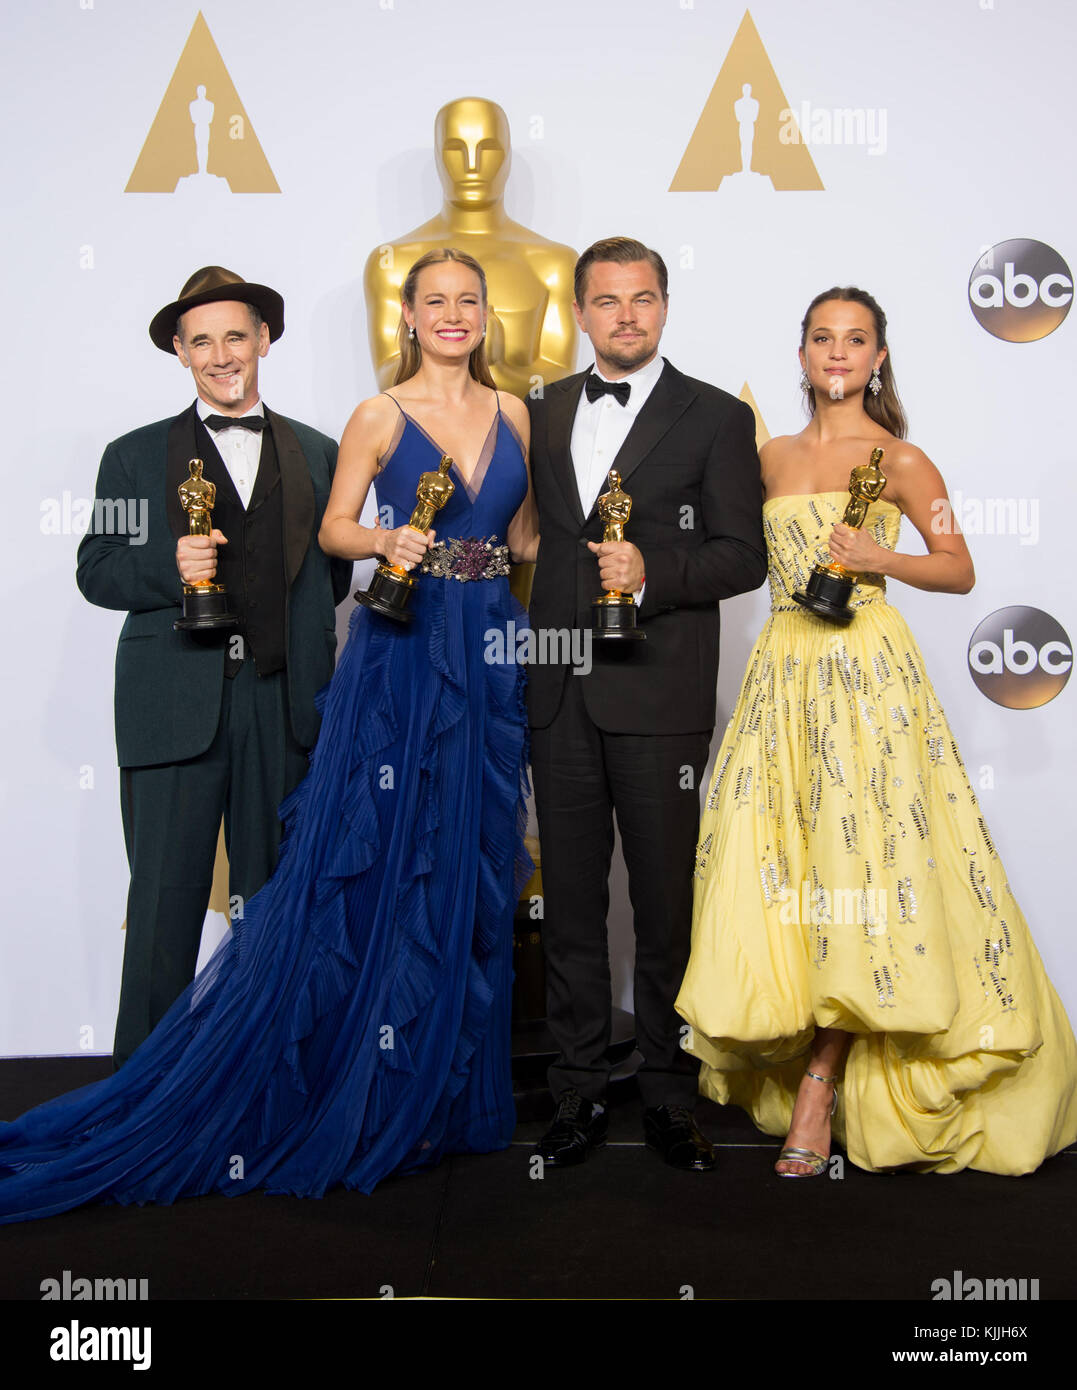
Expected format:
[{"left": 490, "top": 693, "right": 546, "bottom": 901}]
[
  {"left": 77, "top": 267, "right": 351, "bottom": 1067},
  {"left": 527, "top": 237, "right": 767, "bottom": 1168}
]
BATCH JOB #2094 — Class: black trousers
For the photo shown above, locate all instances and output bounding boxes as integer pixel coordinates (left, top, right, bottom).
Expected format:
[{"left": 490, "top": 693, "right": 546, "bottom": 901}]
[
  {"left": 530, "top": 673, "right": 710, "bottom": 1108},
  {"left": 114, "top": 662, "right": 308, "bottom": 1067}
]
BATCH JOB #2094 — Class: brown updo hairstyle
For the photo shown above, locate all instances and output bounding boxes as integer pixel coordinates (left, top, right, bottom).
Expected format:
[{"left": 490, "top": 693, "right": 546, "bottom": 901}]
[
  {"left": 395, "top": 248, "right": 496, "bottom": 388},
  {"left": 800, "top": 286, "right": 907, "bottom": 439}
]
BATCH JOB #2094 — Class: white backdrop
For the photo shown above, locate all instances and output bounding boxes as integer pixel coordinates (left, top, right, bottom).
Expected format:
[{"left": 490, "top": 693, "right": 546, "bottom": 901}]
[{"left": 2, "top": 0, "right": 1073, "bottom": 1054}]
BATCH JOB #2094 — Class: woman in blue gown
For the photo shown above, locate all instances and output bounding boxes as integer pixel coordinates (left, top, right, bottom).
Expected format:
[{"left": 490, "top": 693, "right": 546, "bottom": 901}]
[{"left": 0, "top": 248, "right": 537, "bottom": 1222}]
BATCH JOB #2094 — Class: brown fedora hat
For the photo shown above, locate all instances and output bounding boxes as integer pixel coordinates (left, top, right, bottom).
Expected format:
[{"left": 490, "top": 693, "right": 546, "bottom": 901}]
[{"left": 149, "top": 266, "right": 285, "bottom": 354}]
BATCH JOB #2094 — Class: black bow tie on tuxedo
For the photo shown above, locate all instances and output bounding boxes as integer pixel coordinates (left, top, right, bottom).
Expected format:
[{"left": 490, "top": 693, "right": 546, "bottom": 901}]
[
  {"left": 584, "top": 375, "right": 631, "bottom": 406},
  {"left": 203, "top": 414, "right": 267, "bottom": 432}
]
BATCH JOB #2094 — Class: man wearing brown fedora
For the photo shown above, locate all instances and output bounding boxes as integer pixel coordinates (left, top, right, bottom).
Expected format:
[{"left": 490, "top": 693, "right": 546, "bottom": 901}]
[{"left": 77, "top": 267, "right": 351, "bottom": 1067}]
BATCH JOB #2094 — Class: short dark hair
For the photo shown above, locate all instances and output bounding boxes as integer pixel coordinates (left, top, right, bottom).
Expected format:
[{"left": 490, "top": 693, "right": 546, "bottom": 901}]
[{"left": 574, "top": 237, "right": 668, "bottom": 305}]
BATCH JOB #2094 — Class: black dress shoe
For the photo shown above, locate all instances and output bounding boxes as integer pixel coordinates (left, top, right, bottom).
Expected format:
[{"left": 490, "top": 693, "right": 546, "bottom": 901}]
[
  {"left": 533, "top": 1090, "right": 608, "bottom": 1166},
  {"left": 643, "top": 1105, "right": 715, "bottom": 1171}
]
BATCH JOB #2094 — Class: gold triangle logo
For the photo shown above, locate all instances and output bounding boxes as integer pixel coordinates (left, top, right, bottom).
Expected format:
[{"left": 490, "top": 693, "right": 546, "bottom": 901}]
[
  {"left": 207, "top": 820, "right": 231, "bottom": 917},
  {"left": 126, "top": 11, "right": 280, "bottom": 193},
  {"left": 670, "top": 10, "right": 822, "bottom": 192},
  {"left": 739, "top": 382, "right": 771, "bottom": 449}
]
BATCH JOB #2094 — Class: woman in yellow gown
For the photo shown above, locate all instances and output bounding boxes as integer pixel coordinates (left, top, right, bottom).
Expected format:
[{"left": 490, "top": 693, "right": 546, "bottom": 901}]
[{"left": 676, "top": 287, "right": 1077, "bottom": 1176}]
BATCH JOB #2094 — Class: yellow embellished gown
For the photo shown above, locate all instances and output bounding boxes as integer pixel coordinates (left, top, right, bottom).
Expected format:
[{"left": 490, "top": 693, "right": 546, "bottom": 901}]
[{"left": 676, "top": 492, "right": 1077, "bottom": 1173}]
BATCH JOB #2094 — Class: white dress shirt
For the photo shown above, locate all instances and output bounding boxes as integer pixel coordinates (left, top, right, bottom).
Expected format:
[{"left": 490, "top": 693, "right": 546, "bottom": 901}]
[
  {"left": 570, "top": 354, "right": 664, "bottom": 602},
  {"left": 569, "top": 352, "right": 665, "bottom": 515},
  {"left": 196, "top": 398, "right": 265, "bottom": 510}
]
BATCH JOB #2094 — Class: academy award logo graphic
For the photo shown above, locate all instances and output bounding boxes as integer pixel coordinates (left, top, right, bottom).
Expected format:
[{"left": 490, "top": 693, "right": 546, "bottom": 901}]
[
  {"left": 738, "top": 382, "right": 770, "bottom": 449},
  {"left": 968, "top": 240, "right": 1072, "bottom": 343},
  {"left": 968, "top": 606, "right": 1072, "bottom": 709},
  {"left": 670, "top": 9, "right": 822, "bottom": 192},
  {"left": 126, "top": 11, "right": 279, "bottom": 194}
]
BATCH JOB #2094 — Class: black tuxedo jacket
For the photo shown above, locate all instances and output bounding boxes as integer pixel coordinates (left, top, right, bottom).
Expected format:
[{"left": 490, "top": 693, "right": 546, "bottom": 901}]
[
  {"left": 76, "top": 402, "right": 352, "bottom": 768},
  {"left": 527, "top": 360, "right": 767, "bottom": 735}
]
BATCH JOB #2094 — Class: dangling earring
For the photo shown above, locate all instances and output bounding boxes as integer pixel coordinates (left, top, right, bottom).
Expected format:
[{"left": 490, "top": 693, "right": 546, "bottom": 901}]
[
  {"left": 868, "top": 366, "right": 882, "bottom": 396},
  {"left": 408, "top": 326, "right": 416, "bottom": 340},
  {"left": 799, "top": 369, "right": 811, "bottom": 393}
]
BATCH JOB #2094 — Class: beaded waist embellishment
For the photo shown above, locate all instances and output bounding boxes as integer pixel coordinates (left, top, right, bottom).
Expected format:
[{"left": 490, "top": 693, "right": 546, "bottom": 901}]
[{"left": 419, "top": 537, "right": 510, "bottom": 581}]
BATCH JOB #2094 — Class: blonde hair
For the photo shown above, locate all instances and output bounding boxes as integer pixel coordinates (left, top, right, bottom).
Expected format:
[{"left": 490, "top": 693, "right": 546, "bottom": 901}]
[{"left": 395, "top": 248, "right": 496, "bottom": 388}]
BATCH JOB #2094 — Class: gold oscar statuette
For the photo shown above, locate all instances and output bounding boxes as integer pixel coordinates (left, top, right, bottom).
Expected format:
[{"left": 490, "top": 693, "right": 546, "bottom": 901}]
[
  {"left": 363, "top": 96, "right": 578, "bottom": 398},
  {"left": 173, "top": 458, "right": 237, "bottom": 631},
  {"left": 354, "top": 455, "right": 456, "bottom": 624},
  {"left": 793, "top": 447, "right": 887, "bottom": 625},
  {"left": 591, "top": 469, "right": 646, "bottom": 642}
]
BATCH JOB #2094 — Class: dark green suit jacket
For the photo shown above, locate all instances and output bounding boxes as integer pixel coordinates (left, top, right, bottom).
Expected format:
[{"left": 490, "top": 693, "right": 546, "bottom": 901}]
[{"left": 76, "top": 402, "right": 352, "bottom": 768}]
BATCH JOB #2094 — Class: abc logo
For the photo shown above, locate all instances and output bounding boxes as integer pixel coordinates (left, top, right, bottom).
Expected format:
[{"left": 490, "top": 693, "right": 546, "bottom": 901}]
[
  {"left": 968, "top": 606, "right": 1072, "bottom": 709},
  {"left": 968, "top": 239, "right": 1072, "bottom": 342}
]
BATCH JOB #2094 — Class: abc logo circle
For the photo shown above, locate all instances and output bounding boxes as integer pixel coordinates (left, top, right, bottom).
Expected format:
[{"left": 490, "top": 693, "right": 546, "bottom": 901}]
[
  {"left": 968, "top": 239, "right": 1072, "bottom": 342},
  {"left": 967, "top": 606, "right": 1072, "bottom": 708}
]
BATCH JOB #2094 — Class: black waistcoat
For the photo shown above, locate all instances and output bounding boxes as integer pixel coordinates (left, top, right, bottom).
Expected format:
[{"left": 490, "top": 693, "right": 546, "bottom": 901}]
[{"left": 195, "top": 419, "right": 287, "bottom": 677}]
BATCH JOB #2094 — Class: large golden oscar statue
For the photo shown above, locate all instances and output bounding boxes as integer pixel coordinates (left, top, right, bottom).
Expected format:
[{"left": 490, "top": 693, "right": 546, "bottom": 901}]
[{"left": 363, "top": 96, "right": 578, "bottom": 399}]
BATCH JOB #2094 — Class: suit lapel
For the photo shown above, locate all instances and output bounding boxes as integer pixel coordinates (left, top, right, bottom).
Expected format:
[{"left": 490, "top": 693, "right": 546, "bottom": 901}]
[
  {"left": 166, "top": 403, "right": 203, "bottom": 541},
  {"left": 265, "top": 406, "right": 315, "bottom": 589},
  {"left": 583, "top": 361, "right": 696, "bottom": 521},
  {"left": 546, "top": 373, "right": 588, "bottom": 528}
]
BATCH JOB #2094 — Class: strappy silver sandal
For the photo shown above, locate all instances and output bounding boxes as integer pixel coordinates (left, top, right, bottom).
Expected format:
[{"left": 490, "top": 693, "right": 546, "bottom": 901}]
[{"left": 775, "top": 1069, "right": 837, "bottom": 1178}]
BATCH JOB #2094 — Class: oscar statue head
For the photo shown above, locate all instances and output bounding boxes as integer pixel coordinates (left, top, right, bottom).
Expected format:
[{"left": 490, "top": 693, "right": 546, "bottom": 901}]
[{"left": 434, "top": 97, "right": 511, "bottom": 209}]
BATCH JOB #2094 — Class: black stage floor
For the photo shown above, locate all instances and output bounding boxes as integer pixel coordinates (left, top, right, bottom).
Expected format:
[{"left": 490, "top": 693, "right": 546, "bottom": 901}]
[{"left": 1, "top": 1057, "right": 1074, "bottom": 1313}]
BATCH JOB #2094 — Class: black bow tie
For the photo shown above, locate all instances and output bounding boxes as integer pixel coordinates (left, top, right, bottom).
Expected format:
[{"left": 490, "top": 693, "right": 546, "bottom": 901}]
[
  {"left": 584, "top": 375, "right": 631, "bottom": 406},
  {"left": 203, "top": 414, "right": 267, "bottom": 432}
]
